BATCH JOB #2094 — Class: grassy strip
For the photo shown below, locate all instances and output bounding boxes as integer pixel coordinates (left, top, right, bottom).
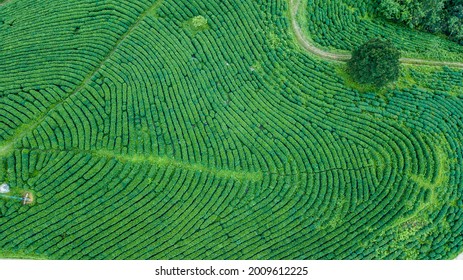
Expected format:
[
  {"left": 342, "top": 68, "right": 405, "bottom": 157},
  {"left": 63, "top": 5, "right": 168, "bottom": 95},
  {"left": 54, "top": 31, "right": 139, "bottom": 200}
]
[{"left": 0, "top": 250, "right": 47, "bottom": 260}]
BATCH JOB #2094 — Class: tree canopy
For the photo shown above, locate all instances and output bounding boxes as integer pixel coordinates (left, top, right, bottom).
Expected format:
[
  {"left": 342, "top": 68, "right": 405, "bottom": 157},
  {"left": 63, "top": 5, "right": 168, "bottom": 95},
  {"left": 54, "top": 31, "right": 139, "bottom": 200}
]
[
  {"left": 348, "top": 38, "right": 401, "bottom": 87},
  {"left": 378, "top": 0, "right": 463, "bottom": 45}
]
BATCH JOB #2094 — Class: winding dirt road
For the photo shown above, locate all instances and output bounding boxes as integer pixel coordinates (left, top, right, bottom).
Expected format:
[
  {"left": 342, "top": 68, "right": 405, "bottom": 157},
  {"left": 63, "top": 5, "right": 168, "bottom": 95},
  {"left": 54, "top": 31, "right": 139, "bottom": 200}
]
[{"left": 290, "top": 0, "right": 463, "bottom": 68}]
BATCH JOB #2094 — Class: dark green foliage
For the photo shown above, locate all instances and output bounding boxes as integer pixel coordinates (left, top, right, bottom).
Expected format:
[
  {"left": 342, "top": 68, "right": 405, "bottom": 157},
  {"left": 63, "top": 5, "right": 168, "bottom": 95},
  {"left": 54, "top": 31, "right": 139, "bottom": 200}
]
[
  {"left": 378, "top": 0, "right": 463, "bottom": 45},
  {"left": 348, "top": 38, "right": 401, "bottom": 87}
]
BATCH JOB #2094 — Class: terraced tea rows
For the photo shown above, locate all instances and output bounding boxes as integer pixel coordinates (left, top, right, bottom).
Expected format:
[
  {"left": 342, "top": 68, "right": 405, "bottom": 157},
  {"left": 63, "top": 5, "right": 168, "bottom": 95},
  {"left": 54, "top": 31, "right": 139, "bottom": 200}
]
[{"left": 0, "top": 0, "right": 463, "bottom": 259}]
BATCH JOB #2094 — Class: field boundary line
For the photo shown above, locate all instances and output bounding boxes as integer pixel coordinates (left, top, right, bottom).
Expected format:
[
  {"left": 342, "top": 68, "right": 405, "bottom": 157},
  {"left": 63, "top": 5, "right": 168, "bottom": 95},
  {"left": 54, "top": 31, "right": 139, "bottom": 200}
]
[{"left": 3, "top": 147, "right": 384, "bottom": 182}]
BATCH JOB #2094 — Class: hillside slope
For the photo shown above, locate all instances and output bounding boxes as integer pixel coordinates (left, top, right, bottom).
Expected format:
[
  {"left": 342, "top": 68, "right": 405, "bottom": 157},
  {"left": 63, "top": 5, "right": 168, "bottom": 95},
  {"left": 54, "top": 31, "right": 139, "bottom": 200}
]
[{"left": 0, "top": 0, "right": 463, "bottom": 259}]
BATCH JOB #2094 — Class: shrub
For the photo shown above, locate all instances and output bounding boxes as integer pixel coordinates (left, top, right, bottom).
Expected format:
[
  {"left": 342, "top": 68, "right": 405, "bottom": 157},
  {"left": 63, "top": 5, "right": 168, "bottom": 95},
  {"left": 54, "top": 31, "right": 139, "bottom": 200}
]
[{"left": 189, "top": 15, "right": 209, "bottom": 32}]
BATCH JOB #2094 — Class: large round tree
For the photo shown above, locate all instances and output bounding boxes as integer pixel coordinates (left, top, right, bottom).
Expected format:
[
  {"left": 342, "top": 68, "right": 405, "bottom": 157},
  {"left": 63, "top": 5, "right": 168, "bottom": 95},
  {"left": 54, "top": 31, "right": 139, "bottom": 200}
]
[{"left": 348, "top": 38, "right": 401, "bottom": 87}]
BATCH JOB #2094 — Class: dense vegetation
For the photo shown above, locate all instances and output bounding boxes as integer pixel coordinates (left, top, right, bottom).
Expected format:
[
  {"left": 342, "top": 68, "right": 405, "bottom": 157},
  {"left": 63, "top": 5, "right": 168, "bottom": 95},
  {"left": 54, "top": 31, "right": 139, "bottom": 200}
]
[
  {"left": 0, "top": 0, "right": 463, "bottom": 260},
  {"left": 378, "top": 0, "right": 463, "bottom": 45},
  {"left": 348, "top": 39, "right": 400, "bottom": 87}
]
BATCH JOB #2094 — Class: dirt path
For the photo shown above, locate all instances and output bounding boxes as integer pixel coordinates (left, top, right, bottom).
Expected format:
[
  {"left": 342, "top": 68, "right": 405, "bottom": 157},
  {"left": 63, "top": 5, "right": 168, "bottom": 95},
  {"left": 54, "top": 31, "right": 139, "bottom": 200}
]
[{"left": 290, "top": 0, "right": 463, "bottom": 68}]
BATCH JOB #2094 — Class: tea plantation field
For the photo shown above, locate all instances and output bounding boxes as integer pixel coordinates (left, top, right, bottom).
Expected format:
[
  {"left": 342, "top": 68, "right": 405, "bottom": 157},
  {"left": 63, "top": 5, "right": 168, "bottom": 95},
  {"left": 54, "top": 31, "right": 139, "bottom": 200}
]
[
  {"left": 303, "top": 0, "right": 463, "bottom": 62},
  {"left": 1, "top": 0, "right": 463, "bottom": 259}
]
